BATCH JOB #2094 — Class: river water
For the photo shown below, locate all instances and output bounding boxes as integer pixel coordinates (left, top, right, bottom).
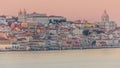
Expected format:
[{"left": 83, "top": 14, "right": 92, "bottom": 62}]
[{"left": 0, "top": 48, "right": 120, "bottom": 68}]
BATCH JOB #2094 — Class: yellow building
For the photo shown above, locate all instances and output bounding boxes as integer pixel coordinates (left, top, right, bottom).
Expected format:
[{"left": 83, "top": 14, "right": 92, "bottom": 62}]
[
  {"left": 21, "top": 22, "right": 28, "bottom": 28},
  {"left": 0, "top": 39, "right": 12, "bottom": 50},
  {"left": 83, "top": 23, "right": 96, "bottom": 28}
]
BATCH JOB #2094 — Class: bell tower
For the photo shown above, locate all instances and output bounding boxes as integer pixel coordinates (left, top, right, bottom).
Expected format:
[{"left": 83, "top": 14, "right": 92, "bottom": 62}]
[{"left": 18, "top": 9, "right": 27, "bottom": 22}]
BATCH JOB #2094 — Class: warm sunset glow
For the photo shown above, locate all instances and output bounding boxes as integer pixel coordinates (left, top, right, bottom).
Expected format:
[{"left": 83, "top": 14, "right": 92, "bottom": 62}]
[{"left": 0, "top": 0, "right": 120, "bottom": 24}]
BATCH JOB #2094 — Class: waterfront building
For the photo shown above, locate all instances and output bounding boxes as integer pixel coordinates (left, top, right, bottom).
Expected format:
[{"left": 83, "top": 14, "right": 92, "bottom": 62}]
[{"left": 0, "top": 39, "right": 12, "bottom": 50}]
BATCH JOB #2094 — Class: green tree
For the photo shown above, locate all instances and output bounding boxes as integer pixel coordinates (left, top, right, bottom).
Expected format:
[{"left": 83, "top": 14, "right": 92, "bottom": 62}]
[
  {"left": 82, "top": 29, "right": 91, "bottom": 47},
  {"left": 82, "top": 29, "right": 91, "bottom": 36}
]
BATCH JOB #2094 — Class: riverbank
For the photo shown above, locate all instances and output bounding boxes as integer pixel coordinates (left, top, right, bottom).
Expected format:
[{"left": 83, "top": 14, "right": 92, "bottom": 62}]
[{"left": 0, "top": 45, "right": 120, "bottom": 52}]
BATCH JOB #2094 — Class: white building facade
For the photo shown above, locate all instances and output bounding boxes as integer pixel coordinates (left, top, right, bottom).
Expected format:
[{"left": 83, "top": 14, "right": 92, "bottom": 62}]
[
  {"left": 97, "top": 10, "right": 117, "bottom": 32},
  {"left": 18, "top": 9, "right": 67, "bottom": 26},
  {"left": 0, "top": 16, "right": 8, "bottom": 25}
]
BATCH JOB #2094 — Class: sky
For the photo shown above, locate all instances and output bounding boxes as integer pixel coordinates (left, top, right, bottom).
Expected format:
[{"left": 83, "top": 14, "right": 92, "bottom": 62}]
[{"left": 0, "top": 0, "right": 120, "bottom": 24}]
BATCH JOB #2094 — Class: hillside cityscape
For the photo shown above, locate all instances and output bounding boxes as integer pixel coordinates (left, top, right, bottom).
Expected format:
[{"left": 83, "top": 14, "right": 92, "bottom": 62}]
[{"left": 0, "top": 9, "right": 119, "bottom": 51}]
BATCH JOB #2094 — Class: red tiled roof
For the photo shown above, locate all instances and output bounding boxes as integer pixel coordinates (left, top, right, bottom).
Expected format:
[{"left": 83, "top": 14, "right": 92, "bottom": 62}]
[
  {"left": 0, "top": 37, "right": 8, "bottom": 40},
  {"left": 48, "top": 28, "right": 56, "bottom": 30}
]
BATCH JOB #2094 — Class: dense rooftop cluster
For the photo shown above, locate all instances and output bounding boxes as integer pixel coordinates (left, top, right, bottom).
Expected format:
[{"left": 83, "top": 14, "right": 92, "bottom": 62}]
[{"left": 0, "top": 10, "right": 119, "bottom": 51}]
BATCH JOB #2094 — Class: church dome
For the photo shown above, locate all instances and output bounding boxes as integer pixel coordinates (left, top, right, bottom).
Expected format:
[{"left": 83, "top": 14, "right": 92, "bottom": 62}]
[
  {"left": 102, "top": 10, "right": 109, "bottom": 18},
  {"left": 101, "top": 10, "right": 109, "bottom": 22}
]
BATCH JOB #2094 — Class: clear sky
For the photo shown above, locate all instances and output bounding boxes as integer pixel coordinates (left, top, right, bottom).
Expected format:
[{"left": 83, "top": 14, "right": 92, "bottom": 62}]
[{"left": 0, "top": 0, "right": 120, "bottom": 24}]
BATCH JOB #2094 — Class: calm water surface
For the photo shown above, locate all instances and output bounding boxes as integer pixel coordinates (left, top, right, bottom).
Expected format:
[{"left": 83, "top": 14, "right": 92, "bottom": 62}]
[{"left": 0, "top": 48, "right": 120, "bottom": 68}]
